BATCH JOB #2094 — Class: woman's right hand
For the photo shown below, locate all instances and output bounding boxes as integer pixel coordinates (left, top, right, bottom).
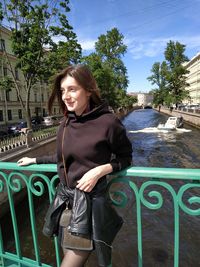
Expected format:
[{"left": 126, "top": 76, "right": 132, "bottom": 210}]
[{"left": 17, "top": 157, "right": 36, "bottom": 166}]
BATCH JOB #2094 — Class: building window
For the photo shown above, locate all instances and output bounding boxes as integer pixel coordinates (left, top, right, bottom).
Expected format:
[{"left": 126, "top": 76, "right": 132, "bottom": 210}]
[
  {"left": 0, "top": 39, "right": 5, "bottom": 51},
  {"left": 8, "top": 110, "right": 12, "bottom": 121},
  {"left": 18, "top": 109, "right": 22, "bottom": 119},
  {"left": 35, "top": 107, "right": 40, "bottom": 116},
  {"left": 3, "top": 67, "right": 7, "bottom": 76},
  {"left": 41, "top": 93, "right": 44, "bottom": 102},
  {"left": 6, "top": 89, "right": 11, "bottom": 101},
  {"left": 0, "top": 110, "right": 3, "bottom": 121},
  {"left": 34, "top": 92, "right": 37, "bottom": 102},
  {"left": 54, "top": 107, "right": 56, "bottom": 114},
  {"left": 43, "top": 108, "right": 46, "bottom": 117},
  {"left": 15, "top": 68, "right": 19, "bottom": 80}
]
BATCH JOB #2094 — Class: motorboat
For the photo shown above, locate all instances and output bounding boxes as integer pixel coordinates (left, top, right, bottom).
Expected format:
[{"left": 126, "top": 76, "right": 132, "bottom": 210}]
[
  {"left": 128, "top": 116, "right": 191, "bottom": 134},
  {"left": 157, "top": 116, "right": 183, "bottom": 130}
]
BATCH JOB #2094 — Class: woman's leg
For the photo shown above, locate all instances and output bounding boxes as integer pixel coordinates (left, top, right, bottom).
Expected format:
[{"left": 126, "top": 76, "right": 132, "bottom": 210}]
[{"left": 60, "top": 249, "right": 91, "bottom": 267}]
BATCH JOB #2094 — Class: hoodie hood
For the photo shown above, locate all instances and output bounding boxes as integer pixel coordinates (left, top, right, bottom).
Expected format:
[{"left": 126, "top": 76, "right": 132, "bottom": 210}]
[{"left": 67, "top": 101, "right": 112, "bottom": 122}]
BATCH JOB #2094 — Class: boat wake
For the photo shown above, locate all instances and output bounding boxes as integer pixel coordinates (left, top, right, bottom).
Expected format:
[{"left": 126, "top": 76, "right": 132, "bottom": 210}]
[{"left": 128, "top": 127, "right": 192, "bottom": 133}]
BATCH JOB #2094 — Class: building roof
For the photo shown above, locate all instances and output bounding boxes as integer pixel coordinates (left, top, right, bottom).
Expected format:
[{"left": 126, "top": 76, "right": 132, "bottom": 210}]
[{"left": 183, "top": 52, "right": 200, "bottom": 68}]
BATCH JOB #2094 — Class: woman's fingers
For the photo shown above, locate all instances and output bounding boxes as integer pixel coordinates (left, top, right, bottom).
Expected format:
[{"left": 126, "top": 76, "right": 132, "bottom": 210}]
[
  {"left": 76, "top": 178, "right": 96, "bottom": 192},
  {"left": 17, "top": 158, "right": 25, "bottom": 165}
]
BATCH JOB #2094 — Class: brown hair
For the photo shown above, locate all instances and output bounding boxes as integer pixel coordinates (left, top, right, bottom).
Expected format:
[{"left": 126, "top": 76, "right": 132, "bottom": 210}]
[{"left": 48, "top": 64, "right": 102, "bottom": 115}]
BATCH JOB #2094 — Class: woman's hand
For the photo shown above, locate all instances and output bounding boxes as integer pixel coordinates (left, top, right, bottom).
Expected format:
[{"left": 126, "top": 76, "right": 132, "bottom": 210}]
[
  {"left": 17, "top": 157, "right": 36, "bottom": 166},
  {"left": 76, "top": 164, "right": 113, "bottom": 192}
]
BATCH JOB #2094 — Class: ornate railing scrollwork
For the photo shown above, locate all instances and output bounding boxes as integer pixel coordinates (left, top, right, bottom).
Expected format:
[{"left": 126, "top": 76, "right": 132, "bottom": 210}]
[
  {"left": 0, "top": 164, "right": 200, "bottom": 267},
  {"left": 178, "top": 183, "right": 200, "bottom": 216}
]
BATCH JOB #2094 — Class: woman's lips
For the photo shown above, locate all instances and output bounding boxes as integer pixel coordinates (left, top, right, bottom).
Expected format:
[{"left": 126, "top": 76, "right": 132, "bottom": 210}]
[{"left": 66, "top": 102, "right": 74, "bottom": 106}]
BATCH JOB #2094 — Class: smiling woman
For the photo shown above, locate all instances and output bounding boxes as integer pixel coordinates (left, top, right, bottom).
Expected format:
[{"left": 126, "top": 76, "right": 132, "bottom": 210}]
[{"left": 17, "top": 64, "right": 133, "bottom": 267}]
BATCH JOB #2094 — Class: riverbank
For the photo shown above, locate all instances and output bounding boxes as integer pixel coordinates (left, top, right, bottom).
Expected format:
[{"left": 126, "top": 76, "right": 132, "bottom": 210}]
[{"left": 156, "top": 107, "right": 200, "bottom": 129}]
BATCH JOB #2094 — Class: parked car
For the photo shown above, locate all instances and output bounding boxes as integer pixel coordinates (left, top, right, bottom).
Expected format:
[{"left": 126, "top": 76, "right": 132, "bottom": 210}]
[
  {"left": 7, "top": 121, "right": 28, "bottom": 135},
  {"left": 178, "top": 104, "right": 187, "bottom": 109},
  {"left": 42, "top": 116, "right": 60, "bottom": 126},
  {"left": 31, "top": 116, "right": 44, "bottom": 125},
  {"left": 7, "top": 117, "right": 44, "bottom": 135},
  {"left": 187, "top": 104, "right": 200, "bottom": 110}
]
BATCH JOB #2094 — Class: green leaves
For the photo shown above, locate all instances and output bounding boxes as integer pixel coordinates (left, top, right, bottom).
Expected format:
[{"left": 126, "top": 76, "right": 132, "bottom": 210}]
[
  {"left": 148, "top": 40, "right": 190, "bottom": 106},
  {"left": 0, "top": 76, "right": 14, "bottom": 91},
  {"left": 85, "top": 28, "right": 130, "bottom": 108}
]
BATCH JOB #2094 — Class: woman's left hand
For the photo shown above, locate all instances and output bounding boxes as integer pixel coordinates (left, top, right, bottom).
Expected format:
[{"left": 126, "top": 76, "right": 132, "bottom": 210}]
[
  {"left": 76, "top": 164, "right": 113, "bottom": 192},
  {"left": 76, "top": 166, "right": 101, "bottom": 192}
]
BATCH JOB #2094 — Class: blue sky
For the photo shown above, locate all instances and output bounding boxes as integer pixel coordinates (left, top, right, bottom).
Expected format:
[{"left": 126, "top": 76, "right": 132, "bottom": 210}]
[{"left": 67, "top": 0, "right": 200, "bottom": 93}]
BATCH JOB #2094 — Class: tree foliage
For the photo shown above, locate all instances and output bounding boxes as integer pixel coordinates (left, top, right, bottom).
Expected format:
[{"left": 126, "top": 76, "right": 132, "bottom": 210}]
[
  {"left": 147, "top": 61, "right": 169, "bottom": 106},
  {"left": 1, "top": 0, "right": 81, "bottom": 128},
  {"left": 164, "top": 40, "right": 190, "bottom": 106},
  {"left": 95, "top": 28, "right": 128, "bottom": 92},
  {"left": 83, "top": 28, "right": 134, "bottom": 109},
  {"left": 147, "top": 40, "right": 190, "bottom": 107}
]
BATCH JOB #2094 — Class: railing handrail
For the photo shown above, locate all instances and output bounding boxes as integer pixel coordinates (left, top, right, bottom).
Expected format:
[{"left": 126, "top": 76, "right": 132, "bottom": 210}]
[{"left": 0, "top": 162, "right": 200, "bottom": 180}]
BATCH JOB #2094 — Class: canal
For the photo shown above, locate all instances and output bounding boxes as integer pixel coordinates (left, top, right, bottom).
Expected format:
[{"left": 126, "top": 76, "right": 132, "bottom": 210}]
[{"left": 3, "top": 109, "right": 200, "bottom": 267}]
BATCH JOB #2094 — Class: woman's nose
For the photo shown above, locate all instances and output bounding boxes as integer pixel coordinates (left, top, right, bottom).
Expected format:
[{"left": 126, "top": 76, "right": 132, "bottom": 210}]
[{"left": 62, "top": 90, "right": 71, "bottom": 98}]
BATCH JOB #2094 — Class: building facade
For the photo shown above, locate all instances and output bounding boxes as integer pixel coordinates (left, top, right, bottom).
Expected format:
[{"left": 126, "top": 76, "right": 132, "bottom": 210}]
[
  {"left": 183, "top": 52, "right": 200, "bottom": 104},
  {"left": 0, "top": 26, "right": 59, "bottom": 126},
  {"left": 137, "top": 93, "right": 153, "bottom": 107}
]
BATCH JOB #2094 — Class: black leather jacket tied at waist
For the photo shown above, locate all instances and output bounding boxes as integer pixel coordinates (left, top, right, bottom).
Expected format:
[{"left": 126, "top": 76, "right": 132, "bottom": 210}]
[{"left": 43, "top": 183, "right": 123, "bottom": 267}]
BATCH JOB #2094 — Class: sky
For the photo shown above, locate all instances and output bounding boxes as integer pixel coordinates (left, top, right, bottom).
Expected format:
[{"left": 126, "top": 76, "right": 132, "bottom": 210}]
[{"left": 66, "top": 0, "right": 200, "bottom": 93}]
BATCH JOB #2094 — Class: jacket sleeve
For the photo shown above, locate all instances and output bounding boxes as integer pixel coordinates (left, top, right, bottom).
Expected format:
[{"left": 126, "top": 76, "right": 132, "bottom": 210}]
[
  {"left": 108, "top": 117, "right": 133, "bottom": 173},
  {"left": 36, "top": 154, "right": 57, "bottom": 164}
]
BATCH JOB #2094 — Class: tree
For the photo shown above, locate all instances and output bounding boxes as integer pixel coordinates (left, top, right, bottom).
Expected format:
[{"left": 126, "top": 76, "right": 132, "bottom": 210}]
[
  {"left": 0, "top": 2, "right": 3, "bottom": 22},
  {"left": 0, "top": 75, "right": 13, "bottom": 124},
  {"left": 0, "top": 0, "right": 81, "bottom": 128},
  {"left": 147, "top": 40, "right": 190, "bottom": 107},
  {"left": 147, "top": 61, "right": 169, "bottom": 106},
  {"left": 95, "top": 28, "right": 128, "bottom": 92},
  {"left": 82, "top": 53, "right": 119, "bottom": 107},
  {"left": 83, "top": 28, "right": 130, "bottom": 108},
  {"left": 164, "top": 40, "right": 190, "bottom": 107}
]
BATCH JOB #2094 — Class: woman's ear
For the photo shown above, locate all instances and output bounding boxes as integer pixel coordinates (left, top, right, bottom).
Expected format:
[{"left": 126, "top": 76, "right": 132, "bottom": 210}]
[{"left": 86, "top": 91, "right": 92, "bottom": 97}]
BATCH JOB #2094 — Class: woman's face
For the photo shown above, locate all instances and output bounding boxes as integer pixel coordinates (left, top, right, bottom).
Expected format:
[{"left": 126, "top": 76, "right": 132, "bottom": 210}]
[{"left": 60, "top": 75, "right": 91, "bottom": 115}]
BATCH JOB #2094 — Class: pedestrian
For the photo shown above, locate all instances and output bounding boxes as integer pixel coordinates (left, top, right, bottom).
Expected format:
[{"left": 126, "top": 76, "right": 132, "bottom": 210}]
[{"left": 17, "top": 64, "right": 132, "bottom": 267}]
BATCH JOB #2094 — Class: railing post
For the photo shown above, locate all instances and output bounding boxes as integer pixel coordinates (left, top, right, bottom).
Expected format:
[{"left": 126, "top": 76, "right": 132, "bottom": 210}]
[
  {"left": 26, "top": 129, "right": 33, "bottom": 148},
  {"left": 0, "top": 226, "right": 5, "bottom": 267}
]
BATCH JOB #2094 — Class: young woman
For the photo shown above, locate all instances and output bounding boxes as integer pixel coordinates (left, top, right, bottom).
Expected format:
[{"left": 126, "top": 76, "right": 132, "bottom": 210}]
[{"left": 18, "top": 64, "right": 132, "bottom": 267}]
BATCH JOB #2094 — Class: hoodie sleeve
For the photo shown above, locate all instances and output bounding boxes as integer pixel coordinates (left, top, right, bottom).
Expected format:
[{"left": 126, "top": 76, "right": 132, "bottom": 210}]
[
  {"left": 36, "top": 154, "right": 57, "bottom": 164},
  {"left": 108, "top": 117, "right": 133, "bottom": 173}
]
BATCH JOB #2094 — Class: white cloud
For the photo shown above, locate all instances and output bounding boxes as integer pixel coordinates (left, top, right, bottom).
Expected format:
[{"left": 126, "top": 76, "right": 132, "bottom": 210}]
[
  {"left": 79, "top": 39, "right": 96, "bottom": 51},
  {"left": 126, "top": 35, "right": 200, "bottom": 59},
  {"left": 51, "top": 35, "right": 96, "bottom": 51}
]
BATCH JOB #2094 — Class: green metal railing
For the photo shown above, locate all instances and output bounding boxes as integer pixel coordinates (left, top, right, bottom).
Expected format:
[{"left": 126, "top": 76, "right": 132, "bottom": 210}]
[{"left": 0, "top": 162, "right": 200, "bottom": 267}]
